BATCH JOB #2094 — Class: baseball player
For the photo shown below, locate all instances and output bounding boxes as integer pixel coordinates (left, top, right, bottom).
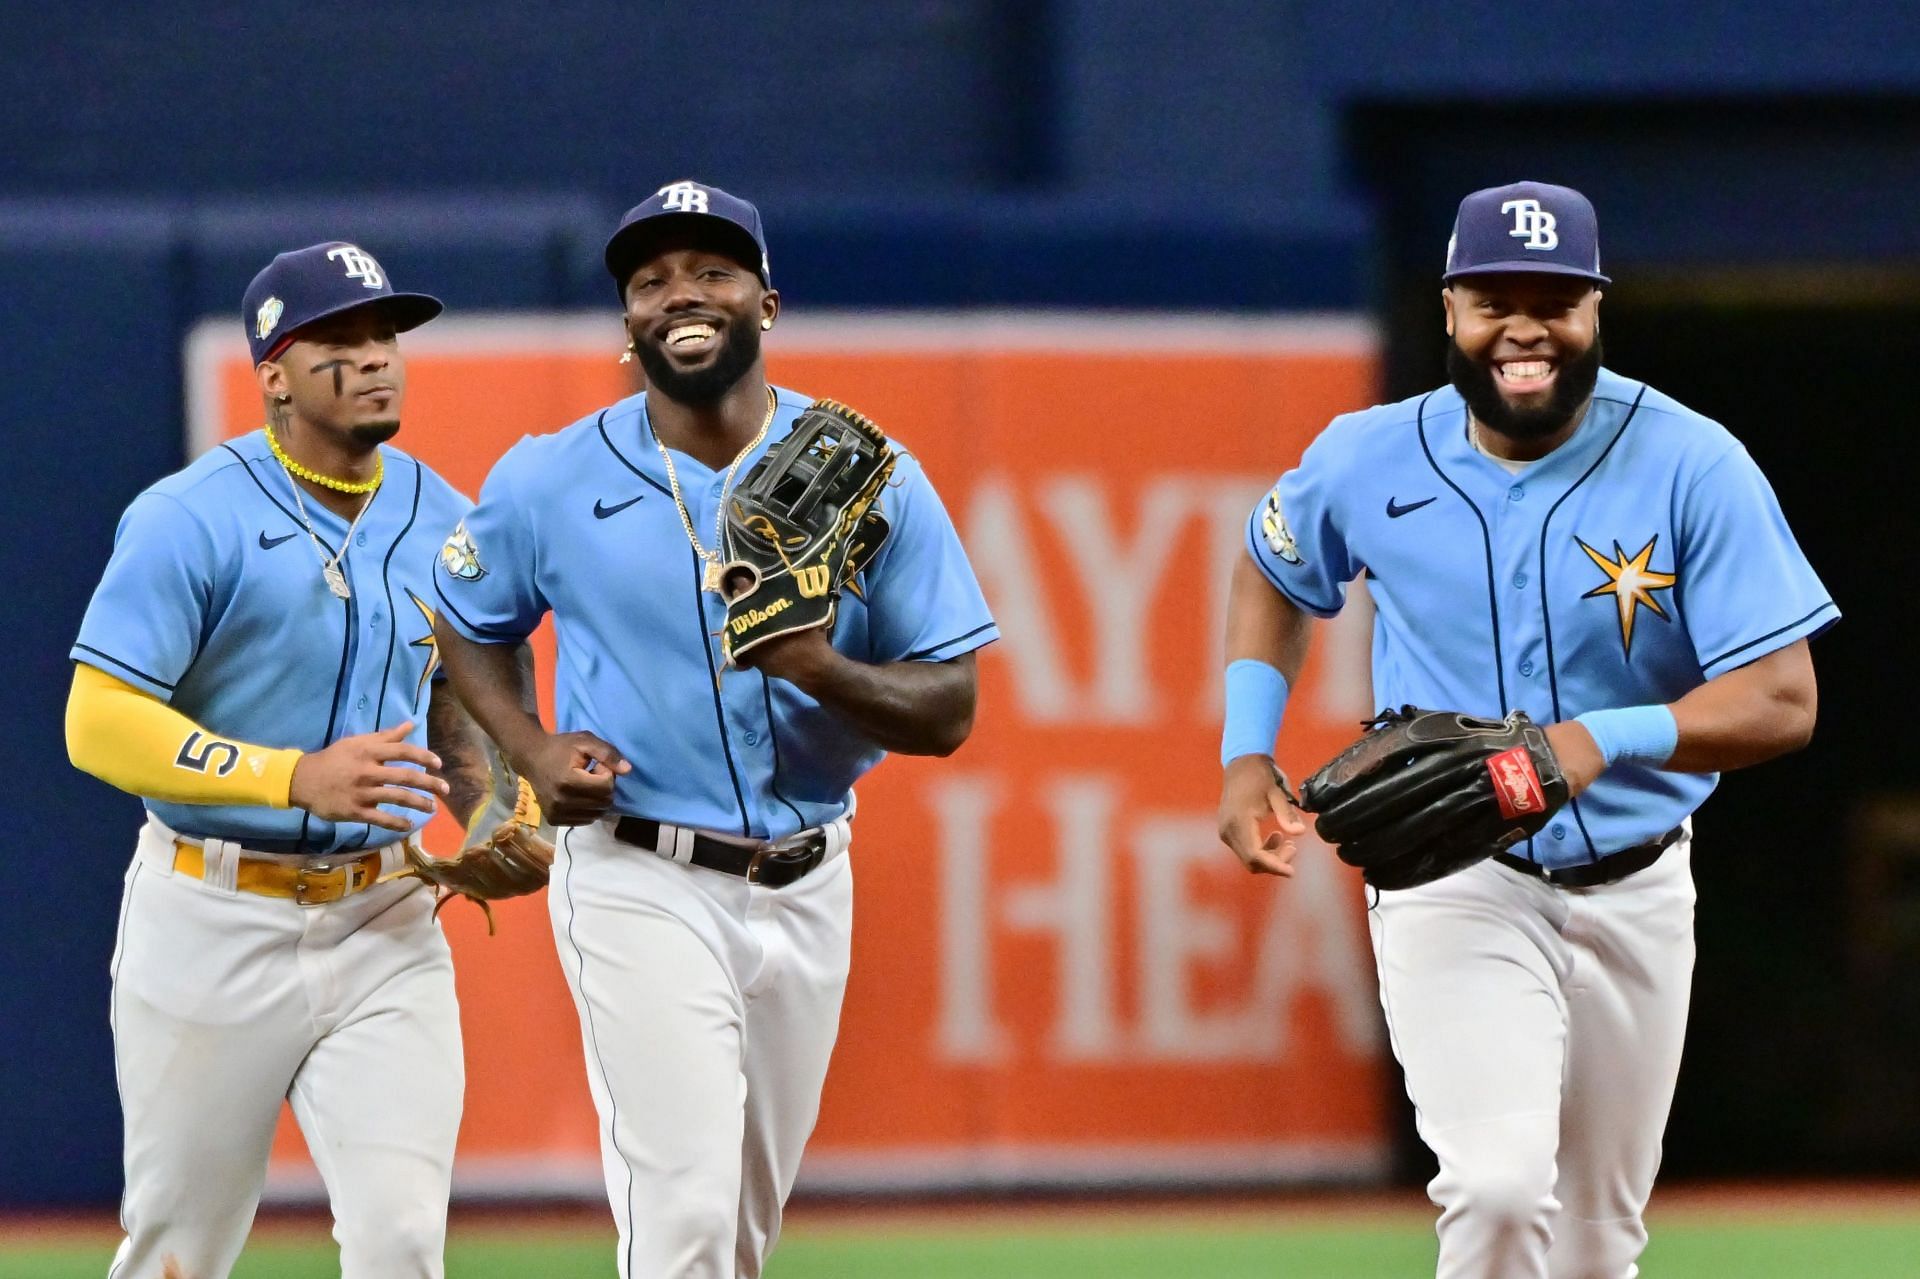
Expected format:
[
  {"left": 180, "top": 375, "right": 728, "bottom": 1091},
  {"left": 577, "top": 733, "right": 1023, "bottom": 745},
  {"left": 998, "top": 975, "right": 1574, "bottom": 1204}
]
[
  {"left": 1217, "top": 182, "right": 1836, "bottom": 1277},
  {"left": 67, "top": 243, "right": 486, "bottom": 1278},
  {"left": 430, "top": 180, "right": 997, "bottom": 1278}
]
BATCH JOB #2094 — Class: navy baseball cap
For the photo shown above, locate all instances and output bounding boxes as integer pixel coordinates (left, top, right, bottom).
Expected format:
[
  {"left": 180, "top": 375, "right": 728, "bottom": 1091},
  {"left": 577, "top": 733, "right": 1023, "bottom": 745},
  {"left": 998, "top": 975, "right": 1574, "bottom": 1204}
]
[
  {"left": 242, "top": 241, "right": 443, "bottom": 365},
  {"left": 1443, "top": 181, "right": 1610, "bottom": 286},
  {"left": 604, "top": 179, "right": 770, "bottom": 294}
]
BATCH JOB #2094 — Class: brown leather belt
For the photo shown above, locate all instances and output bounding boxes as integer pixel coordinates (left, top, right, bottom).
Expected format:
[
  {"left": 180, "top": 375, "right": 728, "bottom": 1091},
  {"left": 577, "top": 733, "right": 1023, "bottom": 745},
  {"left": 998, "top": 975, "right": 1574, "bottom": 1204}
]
[
  {"left": 612, "top": 817, "right": 829, "bottom": 888},
  {"left": 171, "top": 840, "right": 387, "bottom": 905},
  {"left": 1492, "top": 826, "right": 1685, "bottom": 889}
]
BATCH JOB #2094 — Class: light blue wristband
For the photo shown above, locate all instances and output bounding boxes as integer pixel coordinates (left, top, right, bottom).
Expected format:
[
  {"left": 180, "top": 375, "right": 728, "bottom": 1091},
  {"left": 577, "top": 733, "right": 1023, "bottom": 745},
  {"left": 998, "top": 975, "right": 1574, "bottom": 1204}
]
[
  {"left": 1574, "top": 705, "right": 1679, "bottom": 769},
  {"left": 1222, "top": 659, "right": 1290, "bottom": 767}
]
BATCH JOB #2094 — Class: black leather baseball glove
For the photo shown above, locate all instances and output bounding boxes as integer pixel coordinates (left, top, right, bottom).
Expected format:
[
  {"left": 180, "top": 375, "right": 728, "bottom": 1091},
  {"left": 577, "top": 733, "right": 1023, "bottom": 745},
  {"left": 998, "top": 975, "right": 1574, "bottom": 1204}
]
[
  {"left": 1300, "top": 706, "right": 1570, "bottom": 890},
  {"left": 718, "top": 398, "right": 896, "bottom": 663}
]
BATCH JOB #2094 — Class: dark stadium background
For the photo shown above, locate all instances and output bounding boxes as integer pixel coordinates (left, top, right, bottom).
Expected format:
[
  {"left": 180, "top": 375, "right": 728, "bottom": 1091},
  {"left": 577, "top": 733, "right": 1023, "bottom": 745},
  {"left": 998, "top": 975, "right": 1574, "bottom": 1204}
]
[{"left": 4, "top": 2, "right": 1914, "bottom": 1210}]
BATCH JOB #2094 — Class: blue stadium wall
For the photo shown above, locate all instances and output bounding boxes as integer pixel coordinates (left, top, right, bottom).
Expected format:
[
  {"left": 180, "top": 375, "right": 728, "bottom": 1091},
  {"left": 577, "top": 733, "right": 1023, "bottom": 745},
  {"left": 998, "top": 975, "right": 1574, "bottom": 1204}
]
[{"left": 4, "top": 1, "right": 1917, "bottom": 1205}]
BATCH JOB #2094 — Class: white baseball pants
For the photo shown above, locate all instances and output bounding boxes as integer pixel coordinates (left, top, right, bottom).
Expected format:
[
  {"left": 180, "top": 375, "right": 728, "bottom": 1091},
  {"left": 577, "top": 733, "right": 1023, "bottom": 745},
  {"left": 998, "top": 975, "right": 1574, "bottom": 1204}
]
[
  {"left": 1369, "top": 837, "right": 1696, "bottom": 1279},
  {"left": 108, "top": 818, "right": 464, "bottom": 1279},
  {"left": 549, "top": 818, "right": 854, "bottom": 1279}
]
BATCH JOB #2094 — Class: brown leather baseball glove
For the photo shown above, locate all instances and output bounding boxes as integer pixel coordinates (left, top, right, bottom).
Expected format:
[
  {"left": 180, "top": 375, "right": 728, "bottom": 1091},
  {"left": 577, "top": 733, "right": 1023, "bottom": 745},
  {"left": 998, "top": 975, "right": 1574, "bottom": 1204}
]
[{"left": 393, "top": 767, "right": 555, "bottom": 933}]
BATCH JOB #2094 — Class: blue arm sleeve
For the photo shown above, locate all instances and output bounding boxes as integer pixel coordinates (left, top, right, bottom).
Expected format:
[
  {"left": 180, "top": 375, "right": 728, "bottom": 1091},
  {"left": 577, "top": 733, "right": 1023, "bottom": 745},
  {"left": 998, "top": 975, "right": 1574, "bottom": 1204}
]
[
  {"left": 71, "top": 492, "right": 219, "bottom": 701},
  {"left": 431, "top": 441, "right": 549, "bottom": 643},
  {"left": 1679, "top": 445, "right": 1838, "bottom": 678},
  {"left": 1243, "top": 427, "right": 1356, "bottom": 618},
  {"left": 861, "top": 454, "right": 999, "bottom": 663}
]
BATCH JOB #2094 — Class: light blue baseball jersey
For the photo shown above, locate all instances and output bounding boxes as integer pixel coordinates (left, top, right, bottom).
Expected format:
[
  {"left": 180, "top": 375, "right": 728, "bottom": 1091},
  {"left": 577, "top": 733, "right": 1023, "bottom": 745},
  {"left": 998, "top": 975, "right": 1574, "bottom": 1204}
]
[
  {"left": 432, "top": 386, "right": 998, "bottom": 842},
  {"left": 72, "top": 430, "right": 471, "bottom": 854},
  {"left": 1250, "top": 367, "right": 1837, "bottom": 870}
]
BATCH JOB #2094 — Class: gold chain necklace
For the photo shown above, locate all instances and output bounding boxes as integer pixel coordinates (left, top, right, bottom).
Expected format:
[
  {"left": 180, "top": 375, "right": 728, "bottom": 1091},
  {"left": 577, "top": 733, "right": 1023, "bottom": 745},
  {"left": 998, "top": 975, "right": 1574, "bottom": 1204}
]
[
  {"left": 653, "top": 387, "right": 776, "bottom": 593},
  {"left": 264, "top": 421, "right": 383, "bottom": 494}
]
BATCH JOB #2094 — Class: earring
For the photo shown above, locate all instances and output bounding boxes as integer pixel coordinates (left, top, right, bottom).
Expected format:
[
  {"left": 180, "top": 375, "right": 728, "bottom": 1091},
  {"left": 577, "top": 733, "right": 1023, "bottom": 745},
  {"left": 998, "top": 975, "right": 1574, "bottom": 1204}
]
[
  {"left": 619, "top": 340, "right": 636, "bottom": 365},
  {"left": 276, "top": 394, "right": 291, "bottom": 404},
  {"left": 760, "top": 319, "right": 773, "bottom": 331}
]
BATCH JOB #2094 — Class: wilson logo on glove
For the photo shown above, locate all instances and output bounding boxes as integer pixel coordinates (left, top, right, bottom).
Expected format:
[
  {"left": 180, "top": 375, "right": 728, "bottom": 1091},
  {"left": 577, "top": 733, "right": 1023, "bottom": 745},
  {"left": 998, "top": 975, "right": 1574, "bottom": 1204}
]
[
  {"left": 795, "top": 565, "right": 831, "bottom": 598},
  {"left": 729, "top": 599, "right": 792, "bottom": 635},
  {"left": 1487, "top": 747, "right": 1547, "bottom": 819},
  {"left": 718, "top": 399, "right": 897, "bottom": 664}
]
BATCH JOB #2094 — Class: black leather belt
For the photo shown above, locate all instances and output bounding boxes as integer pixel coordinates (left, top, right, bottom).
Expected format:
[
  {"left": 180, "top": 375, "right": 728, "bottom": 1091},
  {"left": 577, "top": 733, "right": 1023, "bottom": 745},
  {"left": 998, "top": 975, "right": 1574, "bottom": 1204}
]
[
  {"left": 1493, "top": 826, "right": 1685, "bottom": 889},
  {"left": 612, "top": 817, "right": 828, "bottom": 888}
]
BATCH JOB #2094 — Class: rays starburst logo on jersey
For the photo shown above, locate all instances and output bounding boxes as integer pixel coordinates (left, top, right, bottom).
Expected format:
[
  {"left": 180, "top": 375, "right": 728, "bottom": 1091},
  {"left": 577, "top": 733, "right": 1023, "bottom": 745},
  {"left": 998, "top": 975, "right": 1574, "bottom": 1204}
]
[
  {"left": 440, "top": 520, "right": 486, "bottom": 581},
  {"left": 1577, "top": 534, "right": 1677, "bottom": 658},
  {"left": 407, "top": 590, "right": 441, "bottom": 706}
]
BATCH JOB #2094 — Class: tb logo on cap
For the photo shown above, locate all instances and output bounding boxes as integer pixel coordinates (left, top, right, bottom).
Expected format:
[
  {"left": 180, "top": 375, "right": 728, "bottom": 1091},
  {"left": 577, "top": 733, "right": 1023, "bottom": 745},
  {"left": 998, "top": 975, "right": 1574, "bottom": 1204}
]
[
  {"left": 1502, "top": 199, "right": 1559, "bottom": 251},
  {"left": 657, "top": 181, "right": 711, "bottom": 214},
  {"left": 326, "top": 245, "right": 386, "bottom": 289}
]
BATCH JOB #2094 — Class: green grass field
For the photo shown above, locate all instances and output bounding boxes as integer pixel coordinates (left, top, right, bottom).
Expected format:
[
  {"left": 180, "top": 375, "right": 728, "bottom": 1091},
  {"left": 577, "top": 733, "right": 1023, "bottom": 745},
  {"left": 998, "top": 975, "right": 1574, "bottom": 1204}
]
[{"left": 6, "top": 1199, "right": 1917, "bottom": 1277}]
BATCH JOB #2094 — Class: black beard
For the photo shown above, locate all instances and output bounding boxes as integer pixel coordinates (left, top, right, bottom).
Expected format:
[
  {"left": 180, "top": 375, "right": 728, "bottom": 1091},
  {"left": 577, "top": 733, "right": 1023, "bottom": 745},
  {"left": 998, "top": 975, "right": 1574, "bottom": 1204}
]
[
  {"left": 349, "top": 419, "right": 401, "bottom": 446},
  {"left": 635, "top": 313, "right": 762, "bottom": 406},
  {"left": 1447, "top": 335, "right": 1603, "bottom": 442}
]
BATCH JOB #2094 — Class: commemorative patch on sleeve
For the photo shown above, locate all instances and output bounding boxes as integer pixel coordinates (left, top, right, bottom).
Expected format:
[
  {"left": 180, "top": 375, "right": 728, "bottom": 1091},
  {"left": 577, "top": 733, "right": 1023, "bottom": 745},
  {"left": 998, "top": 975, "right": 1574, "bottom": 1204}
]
[
  {"left": 1260, "top": 484, "right": 1303, "bottom": 565},
  {"left": 440, "top": 520, "right": 487, "bottom": 581}
]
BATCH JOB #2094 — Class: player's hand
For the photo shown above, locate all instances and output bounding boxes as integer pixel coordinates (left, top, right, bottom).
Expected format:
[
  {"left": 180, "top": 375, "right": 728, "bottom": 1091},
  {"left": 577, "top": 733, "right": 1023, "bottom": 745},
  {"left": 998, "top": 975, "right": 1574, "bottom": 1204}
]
[
  {"left": 1217, "top": 754, "right": 1306, "bottom": 877},
  {"left": 288, "top": 722, "right": 447, "bottom": 833},
  {"left": 517, "top": 731, "right": 632, "bottom": 826},
  {"left": 1545, "top": 719, "right": 1606, "bottom": 798}
]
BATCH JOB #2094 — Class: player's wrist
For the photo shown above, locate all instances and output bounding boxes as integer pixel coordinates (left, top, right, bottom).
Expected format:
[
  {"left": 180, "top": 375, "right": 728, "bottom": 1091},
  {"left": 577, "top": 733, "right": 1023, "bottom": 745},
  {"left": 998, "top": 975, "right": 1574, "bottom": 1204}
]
[
  {"left": 1573, "top": 705, "right": 1679, "bottom": 769},
  {"left": 1221, "top": 659, "right": 1289, "bottom": 768},
  {"left": 752, "top": 628, "right": 843, "bottom": 689}
]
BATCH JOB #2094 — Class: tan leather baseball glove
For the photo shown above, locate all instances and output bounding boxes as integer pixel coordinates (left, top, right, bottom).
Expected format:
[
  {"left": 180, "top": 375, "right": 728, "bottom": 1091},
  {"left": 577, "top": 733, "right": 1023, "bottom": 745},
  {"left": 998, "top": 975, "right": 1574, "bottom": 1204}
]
[{"left": 393, "top": 764, "right": 555, "bottom": 933}]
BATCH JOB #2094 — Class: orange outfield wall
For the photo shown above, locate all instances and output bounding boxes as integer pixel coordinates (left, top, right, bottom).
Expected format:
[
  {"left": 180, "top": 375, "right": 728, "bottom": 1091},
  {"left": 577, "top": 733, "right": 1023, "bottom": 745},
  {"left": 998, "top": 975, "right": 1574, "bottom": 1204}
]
[{"left": 187, "top": 312, "right": 1390, "bottom": 1194}]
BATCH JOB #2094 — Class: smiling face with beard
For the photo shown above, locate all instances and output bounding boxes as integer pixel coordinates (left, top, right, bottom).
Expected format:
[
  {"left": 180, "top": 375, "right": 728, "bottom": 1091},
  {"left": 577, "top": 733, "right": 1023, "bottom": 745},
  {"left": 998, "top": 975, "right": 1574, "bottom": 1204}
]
[
  {"left": 1444, "top": 273, "right": 1603, "bottom": 454},
  {"left": 620, "top": 226, "right": 778, "bottom": 410},
  {"left": 635, "top": 303, "right": 762, "bottom": 405}
]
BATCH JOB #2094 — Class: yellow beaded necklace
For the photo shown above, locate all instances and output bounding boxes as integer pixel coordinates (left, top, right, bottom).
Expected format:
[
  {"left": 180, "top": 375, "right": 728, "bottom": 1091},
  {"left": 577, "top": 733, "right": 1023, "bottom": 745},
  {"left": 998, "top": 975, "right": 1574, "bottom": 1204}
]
[{"left": 263, "top": 422, "right": 383, "bottom": 494}]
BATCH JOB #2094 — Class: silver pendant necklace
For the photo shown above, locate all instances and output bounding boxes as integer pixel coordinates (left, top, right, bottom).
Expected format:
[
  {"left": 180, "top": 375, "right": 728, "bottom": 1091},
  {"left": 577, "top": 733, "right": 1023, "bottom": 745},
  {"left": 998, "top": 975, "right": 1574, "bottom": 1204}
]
[{"left": 285, "top": 473, "right": 376, "bottom": 600}]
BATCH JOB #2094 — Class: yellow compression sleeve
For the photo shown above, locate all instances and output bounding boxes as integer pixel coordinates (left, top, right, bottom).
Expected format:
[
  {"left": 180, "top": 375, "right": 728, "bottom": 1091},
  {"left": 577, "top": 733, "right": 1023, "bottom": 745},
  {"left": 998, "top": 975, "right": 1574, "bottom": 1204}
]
[{"left": 65, "top": 663, "right": 301, "bottom": 808}]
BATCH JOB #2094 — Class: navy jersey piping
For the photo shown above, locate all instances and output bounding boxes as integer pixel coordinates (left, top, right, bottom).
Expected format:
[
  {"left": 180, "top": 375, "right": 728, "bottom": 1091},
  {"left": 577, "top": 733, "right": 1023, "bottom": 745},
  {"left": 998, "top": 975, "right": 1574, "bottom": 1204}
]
[
  {"left": 687, "top": 545, "right": 752, "bottom": 837},
  {"left": 902, "top": 622, "right": 996, "bottom": 663},
  {"left": 431, "top": 576, "right": 528, "bottom": 642},
  {"left": 73, "top": 644, "right": 176, "bottom": 692},
  {"left": 354, "top": 458, "right": 424, "bottom": 851},
  {"left": 601, "top": 403, "right": 754, "bottom": 836},
  {"left": 1701, "top": 602, "right": 1837, "bottom": 675},
  {"left": 239, "top": 443, "right": 355, "bottom": 854},
  {"left": 224, "top": 444, "right": 338, "bottom": 556},
  {"left": 299, "top": 550, "right": 359, "bottom": 855},
  {"left": 1534, "top": 382, "right": 1648, "bottom": 864},
  {"left": 1416, "top": 391, "right": 1507, "bottom": 711},
  {"left": 759, "top": 675, "right": 808, "bottom": 830},
  {"left": 595, "top": 407, "right": 674, "bottom": 502}
]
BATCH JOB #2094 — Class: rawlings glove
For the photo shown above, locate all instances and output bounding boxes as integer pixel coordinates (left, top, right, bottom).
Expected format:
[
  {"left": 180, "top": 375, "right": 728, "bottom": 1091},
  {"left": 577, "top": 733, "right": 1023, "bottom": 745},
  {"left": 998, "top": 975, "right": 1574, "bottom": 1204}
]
[
  {"left": 391, "top": 759, "right": 555, "bottom": 933},
  {"left": 718, "top": 398, "right": 896, "bottom": 663},
  {"left": 1300, "top": 706, "right": 1569, "bottom": 891}
]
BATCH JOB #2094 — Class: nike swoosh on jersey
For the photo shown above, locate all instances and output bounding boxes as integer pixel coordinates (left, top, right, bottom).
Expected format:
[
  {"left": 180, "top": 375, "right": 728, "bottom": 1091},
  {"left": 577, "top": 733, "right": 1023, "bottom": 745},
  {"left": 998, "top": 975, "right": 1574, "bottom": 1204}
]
[
  {"left": 1386, "top": 496, "right": 1437, "bottom": 518},
  {"left": 258, "top": 530, "right": 299, "bottom": 549},
  {"left": 594, "top": 495, "right": 645, "bottom": 519}
]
